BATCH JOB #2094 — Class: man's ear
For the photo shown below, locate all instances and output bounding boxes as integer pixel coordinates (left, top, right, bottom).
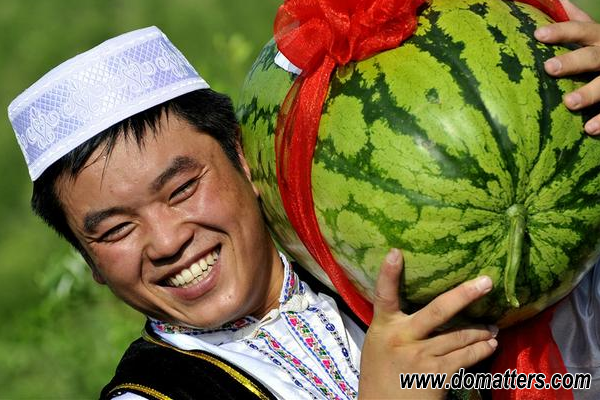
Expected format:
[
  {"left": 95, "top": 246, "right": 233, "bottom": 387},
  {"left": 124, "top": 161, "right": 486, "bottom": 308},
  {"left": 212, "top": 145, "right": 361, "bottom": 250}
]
[{"left": 235, "top": 127, "right": 260, "bottom": 197}]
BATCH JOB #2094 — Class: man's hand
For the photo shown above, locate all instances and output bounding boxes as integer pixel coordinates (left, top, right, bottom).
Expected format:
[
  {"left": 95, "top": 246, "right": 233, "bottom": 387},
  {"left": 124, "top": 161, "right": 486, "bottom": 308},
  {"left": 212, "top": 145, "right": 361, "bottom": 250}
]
[
  {"left": 358, "top": 249, "right": 497, "bottom": 399},
  {"left": 534, "top": 0, "right": 600, "bottom": 134}
]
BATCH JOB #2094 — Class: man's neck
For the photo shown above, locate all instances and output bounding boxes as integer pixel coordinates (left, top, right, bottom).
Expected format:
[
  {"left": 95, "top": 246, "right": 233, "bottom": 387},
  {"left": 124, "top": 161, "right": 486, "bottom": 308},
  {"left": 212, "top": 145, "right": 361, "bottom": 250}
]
[{"left": 250, "top": 247, "right": 286, "bottom": 320}]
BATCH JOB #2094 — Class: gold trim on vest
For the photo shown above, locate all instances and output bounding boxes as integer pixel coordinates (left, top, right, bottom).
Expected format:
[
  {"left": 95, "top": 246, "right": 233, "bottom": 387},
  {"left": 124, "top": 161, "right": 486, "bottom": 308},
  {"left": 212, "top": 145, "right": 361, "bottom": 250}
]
[
  {"left": 108, "top": 383, "right": 172, "bottom": 400},
  {"left": 142, "top": 330, "right": 272, "bottom": 400}
]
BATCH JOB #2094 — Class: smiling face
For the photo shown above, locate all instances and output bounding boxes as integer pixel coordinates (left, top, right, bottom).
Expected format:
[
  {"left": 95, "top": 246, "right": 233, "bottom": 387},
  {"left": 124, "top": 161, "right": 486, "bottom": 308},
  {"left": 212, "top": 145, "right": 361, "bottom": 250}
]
[{"left": 56, "top": 114, "right": 283, "bottom": 328}]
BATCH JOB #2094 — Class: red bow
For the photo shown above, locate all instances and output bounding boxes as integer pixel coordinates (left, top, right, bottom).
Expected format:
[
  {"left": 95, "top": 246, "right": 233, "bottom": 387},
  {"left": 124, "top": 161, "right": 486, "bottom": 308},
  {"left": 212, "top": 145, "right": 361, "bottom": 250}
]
[{"left": 275, "top": 0, "right": 426, "bottom": 72}]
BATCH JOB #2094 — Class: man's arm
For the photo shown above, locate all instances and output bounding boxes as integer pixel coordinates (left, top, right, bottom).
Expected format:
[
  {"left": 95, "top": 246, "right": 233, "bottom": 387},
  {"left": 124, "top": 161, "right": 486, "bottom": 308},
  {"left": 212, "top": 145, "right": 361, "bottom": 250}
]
[
  {"left": 535, "top": 0, "right": 600, "bottom": 134},
  {"left": 358, "top": 249, "right": 497, "bottom": 399}
]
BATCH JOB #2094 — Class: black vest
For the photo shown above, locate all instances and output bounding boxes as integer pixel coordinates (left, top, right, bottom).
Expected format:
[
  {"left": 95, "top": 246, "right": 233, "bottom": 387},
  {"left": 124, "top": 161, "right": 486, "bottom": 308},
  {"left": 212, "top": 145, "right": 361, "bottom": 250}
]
[{"left": 100, "top": 325, "right": 276, "bottom": 399}]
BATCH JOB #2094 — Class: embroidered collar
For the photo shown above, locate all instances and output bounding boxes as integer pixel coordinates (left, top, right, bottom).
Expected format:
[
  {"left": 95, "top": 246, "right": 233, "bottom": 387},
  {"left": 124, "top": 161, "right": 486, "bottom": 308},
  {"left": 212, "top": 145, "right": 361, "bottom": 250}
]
[{"left": 151, "top": 252, "right": 303, "bottom": 336}]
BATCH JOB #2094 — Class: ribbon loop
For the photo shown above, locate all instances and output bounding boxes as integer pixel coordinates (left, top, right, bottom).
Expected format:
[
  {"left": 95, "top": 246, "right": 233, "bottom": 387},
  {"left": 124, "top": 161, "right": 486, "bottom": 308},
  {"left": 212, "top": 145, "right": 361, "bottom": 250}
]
[{"left": 275, "top": 0, "right": 427, "bottom": 74}]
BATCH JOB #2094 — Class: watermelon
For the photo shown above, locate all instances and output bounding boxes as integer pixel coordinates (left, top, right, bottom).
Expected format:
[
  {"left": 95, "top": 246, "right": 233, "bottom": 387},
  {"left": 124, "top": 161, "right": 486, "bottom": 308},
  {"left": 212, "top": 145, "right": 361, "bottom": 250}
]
[{"left": 237, "top": 0, "right": 600, "bottom": 327}]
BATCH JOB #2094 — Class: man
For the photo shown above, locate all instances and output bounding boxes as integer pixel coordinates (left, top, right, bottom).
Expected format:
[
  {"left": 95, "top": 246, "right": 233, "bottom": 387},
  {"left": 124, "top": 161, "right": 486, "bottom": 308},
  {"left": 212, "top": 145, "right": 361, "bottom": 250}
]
[{"left": 7, "top": 3, "right": 600, "bottom": 399}]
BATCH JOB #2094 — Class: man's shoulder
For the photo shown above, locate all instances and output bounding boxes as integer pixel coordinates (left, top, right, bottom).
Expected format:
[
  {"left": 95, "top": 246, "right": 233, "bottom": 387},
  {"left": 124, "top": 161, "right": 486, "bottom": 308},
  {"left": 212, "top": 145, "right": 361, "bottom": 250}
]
[{"left": 100, "top": 327, "right": 276, "bottom": 399}]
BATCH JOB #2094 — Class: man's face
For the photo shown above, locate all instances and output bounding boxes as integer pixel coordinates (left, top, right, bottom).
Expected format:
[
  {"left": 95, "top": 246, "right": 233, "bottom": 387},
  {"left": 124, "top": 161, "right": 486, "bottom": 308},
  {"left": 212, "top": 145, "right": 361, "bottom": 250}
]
[{"left": 57, "top": 115, "right": 283, "bottom": 328}]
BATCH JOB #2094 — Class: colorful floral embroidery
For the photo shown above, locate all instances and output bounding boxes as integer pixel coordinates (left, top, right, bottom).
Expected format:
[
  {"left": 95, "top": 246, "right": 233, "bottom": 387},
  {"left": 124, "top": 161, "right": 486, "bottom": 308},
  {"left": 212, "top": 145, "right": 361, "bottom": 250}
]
[
  {"left": 244, "top": 339, "right": 319, "bottom": 400},
  {"left": 308, "top": 306, "right": 359, "bottom": 376},
  {"left": 152, "top": 316, "right": 256, "bottom": 335},
  {"left": 254, "top": 330, "right": 342, "bottom": 400},
  {"left": 280, "top": 259, "right": 296, "bottom": 303},
  {"left": 284, "top": 313, "right": 357, "bottom": 398}
]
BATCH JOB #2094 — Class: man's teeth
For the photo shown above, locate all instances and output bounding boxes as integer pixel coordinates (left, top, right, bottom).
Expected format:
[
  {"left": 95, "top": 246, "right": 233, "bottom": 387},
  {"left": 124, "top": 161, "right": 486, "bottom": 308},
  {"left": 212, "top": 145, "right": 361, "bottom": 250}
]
[{"left": 168, "top": 250, "right": 219, "bottom": 288}]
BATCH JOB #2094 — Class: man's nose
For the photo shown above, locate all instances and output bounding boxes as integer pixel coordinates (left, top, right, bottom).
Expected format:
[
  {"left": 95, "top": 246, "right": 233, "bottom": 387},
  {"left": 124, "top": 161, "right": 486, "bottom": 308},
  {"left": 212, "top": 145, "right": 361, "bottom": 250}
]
[{"left": 144, "top": 206, "right": 192, "bottom": 265}]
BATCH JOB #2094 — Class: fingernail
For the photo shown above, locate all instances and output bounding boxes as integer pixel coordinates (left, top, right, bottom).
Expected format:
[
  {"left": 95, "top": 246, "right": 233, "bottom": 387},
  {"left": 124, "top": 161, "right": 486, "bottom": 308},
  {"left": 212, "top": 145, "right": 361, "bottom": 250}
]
[
  {"left": 474, "top": 275, "right": 493, "bottom": 293},
  {"left": 586, "top": 121, "right": 600, "bottom": 135},
  {"left": 534, "top": 27, "right": 550, "bottom": 41},
  {"left": 487, "top": 324, "right": 499, "bottom": 338},
  {"left": 544, "top": 58, "right": 561, "bottom": 74},
  {"left": 487, "top": 338, "right": 498, "bottom": 349},
  {"left": 386, "top": 248, "right": 400, "bottom": 264},
  {"left": 565, "top": 92, "right": 582, "bottom": 109}
]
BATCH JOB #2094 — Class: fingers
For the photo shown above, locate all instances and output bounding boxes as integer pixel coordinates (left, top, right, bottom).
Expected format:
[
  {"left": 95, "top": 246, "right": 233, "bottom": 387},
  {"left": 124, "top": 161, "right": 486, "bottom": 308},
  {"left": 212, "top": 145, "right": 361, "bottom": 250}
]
[
  {"left": 583, "top": 108, "right": 600, "bottom": 135},
  {"left": 372, "top": 248, "right": 404, "bottom": 319},
  {"left": 428, "top": 324, "right": 498, "bottom": 356},
  {"left": 535, "top": 21, "right": 600, "bottom": 46},
  {"left": 534, "top": 17, "right": 600, "bottom": 136},
  {"left": 559, "top": 0, "right": 594, "bottom": 22},
  {"left": 543, "top": 46, "right": 600, "bottom": 77},
  {"left": 409, "top": 276, "right": 493, "bottom": 339},
  {"left": 536, "top": 22, "right": 600, "bottom": 99},
  {"left": 564, "top": 74, "right": 600, "bottom": 108},
  {"left": 559, "top": 74, "right": 600, "bottom": 135},
  {"left": 443, "top": 337, "right": 498, "bottom": 371}
]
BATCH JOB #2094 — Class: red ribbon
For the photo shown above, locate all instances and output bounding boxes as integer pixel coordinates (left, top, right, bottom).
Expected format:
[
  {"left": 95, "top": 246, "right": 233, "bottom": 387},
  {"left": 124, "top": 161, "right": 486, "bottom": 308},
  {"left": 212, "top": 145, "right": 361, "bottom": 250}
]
[
  {"left": 274, "top": 0, "right": 427, "bottom": 325},
  {"left": 491, "top": 306, "right": 573, "bottom": 400},
  {"left": 517, "top": 0, "right": 569, "bottom": 21}
]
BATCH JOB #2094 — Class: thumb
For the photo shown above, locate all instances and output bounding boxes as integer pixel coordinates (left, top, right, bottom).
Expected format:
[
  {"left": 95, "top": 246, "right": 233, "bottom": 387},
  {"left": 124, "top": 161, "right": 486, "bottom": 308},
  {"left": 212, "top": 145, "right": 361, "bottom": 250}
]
[{"left": 372, "top": 248, "right": 404, "bottom": 320}]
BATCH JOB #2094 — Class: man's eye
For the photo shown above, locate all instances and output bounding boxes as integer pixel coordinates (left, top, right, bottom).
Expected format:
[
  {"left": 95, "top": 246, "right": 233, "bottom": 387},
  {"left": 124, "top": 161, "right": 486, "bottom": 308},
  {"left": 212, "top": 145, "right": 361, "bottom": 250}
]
[
  {"left": 170, "top": 179, "right": 198, "bottom": 202},
  {"left": 99, "top": 223, "right": 132, "bottom": 242}
]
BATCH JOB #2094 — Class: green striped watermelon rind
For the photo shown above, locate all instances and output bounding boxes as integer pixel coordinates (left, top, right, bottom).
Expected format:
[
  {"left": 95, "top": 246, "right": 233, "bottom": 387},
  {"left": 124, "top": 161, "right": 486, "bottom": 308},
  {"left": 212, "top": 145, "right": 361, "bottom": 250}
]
[
  {"left": 237, "top": 0, "right": 600, "bottom": 326},
  {"left": 237, "top": 40, "right": 338, "bottom": 289}
]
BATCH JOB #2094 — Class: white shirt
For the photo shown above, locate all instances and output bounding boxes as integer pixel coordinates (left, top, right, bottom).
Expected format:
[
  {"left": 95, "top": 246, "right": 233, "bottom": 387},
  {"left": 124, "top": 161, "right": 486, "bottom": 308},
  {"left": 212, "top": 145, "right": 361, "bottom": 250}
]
[{"left": 116, "top": 253, "right": 365, "bottom": 399}]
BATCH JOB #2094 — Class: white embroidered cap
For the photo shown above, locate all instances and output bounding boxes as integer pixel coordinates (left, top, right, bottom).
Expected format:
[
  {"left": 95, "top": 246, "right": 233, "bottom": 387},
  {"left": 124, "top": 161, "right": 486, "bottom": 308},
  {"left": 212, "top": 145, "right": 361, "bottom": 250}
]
[{"left": 8, "top": 26, "right": 210, "bottom": 181}]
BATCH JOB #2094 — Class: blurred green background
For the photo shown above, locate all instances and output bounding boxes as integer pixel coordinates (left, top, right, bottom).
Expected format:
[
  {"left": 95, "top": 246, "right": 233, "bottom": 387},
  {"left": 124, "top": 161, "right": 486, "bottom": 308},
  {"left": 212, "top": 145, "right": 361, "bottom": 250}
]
[{"left": 0, "top": 0, "right": 598, "bottom": 398}]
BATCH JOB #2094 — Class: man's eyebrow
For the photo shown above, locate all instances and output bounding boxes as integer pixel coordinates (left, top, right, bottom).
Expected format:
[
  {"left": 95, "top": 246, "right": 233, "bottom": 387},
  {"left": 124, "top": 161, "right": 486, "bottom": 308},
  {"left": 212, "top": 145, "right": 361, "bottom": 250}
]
[
  {"left": 83, "top": 207, "right": 132, "bottom": 234},
  {"left": 150, "top": 156, "right": 200, "bottom": 193}
]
